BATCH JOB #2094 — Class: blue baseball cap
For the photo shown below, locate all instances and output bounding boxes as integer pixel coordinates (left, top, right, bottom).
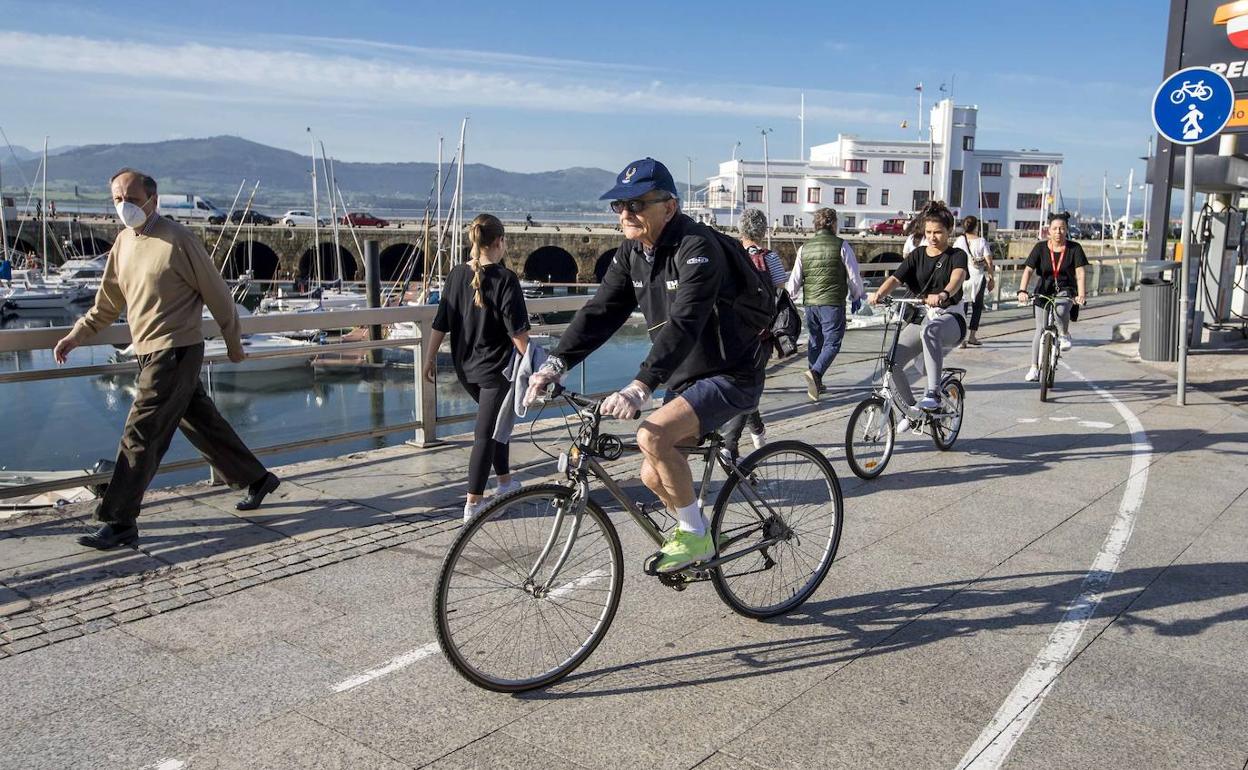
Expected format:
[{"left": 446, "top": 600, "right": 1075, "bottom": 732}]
[{"left": 600, "top": 157, "right": 679, "bottom": 201}]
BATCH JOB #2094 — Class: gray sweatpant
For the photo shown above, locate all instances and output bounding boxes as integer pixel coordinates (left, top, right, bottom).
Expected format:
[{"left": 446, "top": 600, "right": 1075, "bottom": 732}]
[
  {"left": 1031, "top": 297, "right": 1072, "bottom": 366},
  {"left": 888, "top": 314, "right": 964, "bottom": 406}
]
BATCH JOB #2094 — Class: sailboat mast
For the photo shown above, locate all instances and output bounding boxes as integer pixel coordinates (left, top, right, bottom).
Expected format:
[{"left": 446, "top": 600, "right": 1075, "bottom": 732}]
[
  {"left": 41, "top": 136, "right": 47, "bottom": 267},
  {"left": 436, "top": 136, "right": 442, "bottom": 282},
  {"left": 308, "top": 128, "right": 320, "bottom": 286},
  {"left": 454, "top": 118, "right": 467, "bottom": 276},
  {"left": 320, "top": 141, "right": 343, "bottom": 284},
  {"left": 0, "top": 159, "right": 9, "bottom": 262}
]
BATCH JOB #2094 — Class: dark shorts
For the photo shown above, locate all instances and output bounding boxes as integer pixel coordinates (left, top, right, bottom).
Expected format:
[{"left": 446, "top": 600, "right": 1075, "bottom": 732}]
[{"left": 664, "top": 375, "right": 765, "bottom": 435}]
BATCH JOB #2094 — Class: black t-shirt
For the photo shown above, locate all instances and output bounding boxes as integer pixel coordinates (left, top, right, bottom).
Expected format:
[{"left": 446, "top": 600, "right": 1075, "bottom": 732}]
[
  {"left": 892, "top": 246, "right": 969, "bottom": 305},
  {"left": 432, "top": 262, "right": 530, "bottom": 387},
  {"left": 1025, "top": 241, "right": 1089, "bottom": 296}
]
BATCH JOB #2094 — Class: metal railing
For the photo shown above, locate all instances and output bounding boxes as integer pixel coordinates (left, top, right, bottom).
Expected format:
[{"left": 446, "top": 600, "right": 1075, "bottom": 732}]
[{"left": 0, "top": 295, "right": 593, "bottom": 499}]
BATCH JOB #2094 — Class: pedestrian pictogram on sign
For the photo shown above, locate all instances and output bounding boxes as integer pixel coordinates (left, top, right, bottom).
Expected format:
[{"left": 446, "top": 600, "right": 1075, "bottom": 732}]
[{"left": 1153, "top": 66, "right": 1235, "bottom": 145}]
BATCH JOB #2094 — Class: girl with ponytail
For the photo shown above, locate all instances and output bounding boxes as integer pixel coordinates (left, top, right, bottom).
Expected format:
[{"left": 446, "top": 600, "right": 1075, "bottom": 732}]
[
  {"left": 426, "top": 214, "right": 531, "bottom": 522},
  {"left": 868, "top": 200, "right": 969, "bottom": 418}
]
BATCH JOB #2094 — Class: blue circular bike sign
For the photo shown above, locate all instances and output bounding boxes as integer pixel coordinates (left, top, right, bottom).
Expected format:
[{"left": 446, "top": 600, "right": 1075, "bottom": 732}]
[{"left": 1152, "top": 66, "right": 1235, "bottom": 145}]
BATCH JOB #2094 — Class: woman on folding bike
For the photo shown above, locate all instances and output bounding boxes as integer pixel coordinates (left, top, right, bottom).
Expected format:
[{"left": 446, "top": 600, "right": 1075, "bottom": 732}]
[{"left": 868, "top": 200, "right": 968, "bottom": 420}]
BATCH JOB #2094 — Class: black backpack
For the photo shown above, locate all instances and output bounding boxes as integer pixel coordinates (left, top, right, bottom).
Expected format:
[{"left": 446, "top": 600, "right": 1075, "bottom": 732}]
[{"left": 700, "top": 225, "right": 779, "bottom": 340}]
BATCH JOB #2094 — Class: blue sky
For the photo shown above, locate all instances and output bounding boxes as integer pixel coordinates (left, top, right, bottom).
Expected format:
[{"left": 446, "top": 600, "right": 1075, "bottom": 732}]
[{"left": 0, "top": 0, "right": 1166, "bottom": 202}]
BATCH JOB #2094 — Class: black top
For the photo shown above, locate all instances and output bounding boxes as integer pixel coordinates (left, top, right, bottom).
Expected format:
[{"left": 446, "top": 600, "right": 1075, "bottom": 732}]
[
  {"left": 432, "top": 262, "right": 530, "bottom": 387},
  {"left": 551, "top": 212, "right": 764, "bottom": 392},
  {"left": 893, "top": 246, "right": 969, "bottom": 305},
  {"left": 1025, "top": 240, "right": 1089, "bottom": 296}
]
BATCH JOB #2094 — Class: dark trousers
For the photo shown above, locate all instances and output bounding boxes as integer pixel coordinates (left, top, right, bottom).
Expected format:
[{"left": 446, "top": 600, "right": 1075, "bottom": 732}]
[
  {"left": 96, "top": 344, "right": 266, "bottom": 526},
  {"left": 969, "top": 277, "right": 987, "bottom": 331},
  {"left": 806, "top": 304, "right": 847, "bottom": 377},
  {"left": 465, "top": 382, "right": 511, "bottom": 495},
  {"left": 721, "top": 409, "right": 765, "bottom": 458}
]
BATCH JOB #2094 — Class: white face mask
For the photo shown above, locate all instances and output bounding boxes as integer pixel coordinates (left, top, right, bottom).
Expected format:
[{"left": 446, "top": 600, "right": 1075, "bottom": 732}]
[{"left": 115, "top": 200, "right": 149, "bottom": 229}]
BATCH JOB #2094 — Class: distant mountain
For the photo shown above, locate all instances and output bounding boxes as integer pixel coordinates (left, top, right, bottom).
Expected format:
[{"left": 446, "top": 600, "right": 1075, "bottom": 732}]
[
  {"left": 0, "top": 136, "right": 623, "bottom": 213},
  {"left": 2, "top": 144, "right": 80, "bottom": 162}
]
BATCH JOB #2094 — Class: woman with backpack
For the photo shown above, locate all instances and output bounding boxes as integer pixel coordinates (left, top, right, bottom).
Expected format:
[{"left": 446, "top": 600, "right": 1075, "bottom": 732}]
[
  {"left": 953, "top": 215, "right": 995, "bottom": 347},
  {"left": 424, "top": 214, "right": 531, "bottom": 523},
  {"left": 720, "top": 208, "right": 787, "bottom": 458}
]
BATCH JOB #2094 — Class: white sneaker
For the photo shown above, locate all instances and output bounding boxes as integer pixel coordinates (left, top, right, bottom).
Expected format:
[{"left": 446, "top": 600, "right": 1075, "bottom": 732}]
[
  {"left": 463, "top": 499, "right": 488, "bottom": 524},
  {"left": 749, "top": 431, "right": 766, "bottom": 450},
  {"left": 897, "top": 416, "right": 912, "bottom": 433},
  {"left": 496, "top": 478, "right": 523, "bottom": 497},
  {"left": 1025, "top": 366, "right": 1040, "bottom": 382},
  {"left": 918, "top": 390, "right": 940, "bottom": 411},
  {"left": 1059, "top": 335, "right": 1073, "bottom": 351}
]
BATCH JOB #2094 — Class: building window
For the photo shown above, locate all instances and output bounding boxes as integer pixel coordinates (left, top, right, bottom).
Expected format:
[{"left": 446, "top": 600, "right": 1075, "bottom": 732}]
[
  {"left": 962, "top": 136, "right": 975, "bottom": 151},
  {"left": 912, "top": 190, "right": 930, "bottom": 210},
  {"left": 781, "top": 186, "right": 798, "bottom": 203},
  {"left": 881, "top": 189, "right": 891, "bottom": 206},
  {"left": 1020, "top": 164, "right": 1048, "bottom": 178},
  {"left": 807, "top": 187, "right": 820, "bottom": 204},
  {"left": 923, "top": 161, "right": 931, "bottom": 175},
  {"left": 833, "top": 187, "right": 845, "bottom": 205},
  {"left": 856, "top": 188, "right": 867, "bottom": 205},
  {"left": 782, "top": 214, "right": 794, "bottom": 228},
  {"left": 950, "top": 169, "right": 963, "bottom": 208},
  {"left": 1017, "top": 193, "right": 1041, "bottom": 209},
  {"left": 1014, "top": 220, "right": 1041, "bottom": 231},
  {"left": 746, "top": 185, "right": 764, "bottom": 203},
  {"left": 883, "top": 160, "right": 904, "bottom": 174},
  {"left": 843, "top": 215, "right": 856, "bottom": 229},
  {"left": 845, "top": 159, "right": 867, "bottom": 173},
  {"left": 981, "top": 162, "right": 1002, "bottom": 177},
  {"left": 980, "top": 192, "right": 1001, "bottom": 209},
  {"left": 987, "top": 219, "right": 1000, "bottom": 230}
]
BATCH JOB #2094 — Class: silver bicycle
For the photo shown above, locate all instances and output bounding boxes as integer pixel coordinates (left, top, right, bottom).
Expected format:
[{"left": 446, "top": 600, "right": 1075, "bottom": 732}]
[
  {"left": 844, "top": 296, "right": 966, "bottom": 480},
  {"left": 433, "top": 386, "right": 844, "bottom": 692}
]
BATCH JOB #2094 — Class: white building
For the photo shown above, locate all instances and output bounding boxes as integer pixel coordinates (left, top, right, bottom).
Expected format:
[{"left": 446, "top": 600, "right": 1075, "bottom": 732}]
[{"left": 698, "top": 99, "right": 1062, "bottom": 234}]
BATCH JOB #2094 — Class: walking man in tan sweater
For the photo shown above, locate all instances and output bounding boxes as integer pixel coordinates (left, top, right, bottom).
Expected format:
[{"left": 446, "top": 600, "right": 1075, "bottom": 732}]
[{"left": 54, "top": 169, "right": 280, "bottom": 549}]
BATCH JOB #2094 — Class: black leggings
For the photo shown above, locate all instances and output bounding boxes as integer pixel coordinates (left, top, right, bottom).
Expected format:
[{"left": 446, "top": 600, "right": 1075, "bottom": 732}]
[
  {"left": 969, "top": 277, "right": 987, "bottom": 331},
  {"left": 465, "top": 382, "right": 511, "bottom": 495},
  {"left": 721, "top": 410, "right": 765, "bottom": 458}
]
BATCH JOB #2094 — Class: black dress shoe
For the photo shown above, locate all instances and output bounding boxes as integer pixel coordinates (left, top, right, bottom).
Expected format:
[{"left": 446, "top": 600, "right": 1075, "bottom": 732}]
[
  {"left": 78, "top": 523, "right": 138, "bottom": 550},
  {"left": 236, "top": 472, "right": 280, "bottom": 511}
]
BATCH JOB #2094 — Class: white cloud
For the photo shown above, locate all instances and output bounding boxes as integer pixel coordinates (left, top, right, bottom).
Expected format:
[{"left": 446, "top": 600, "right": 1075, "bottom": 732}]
[{"left": 0, "top": 31, "right": 899, "bottom": 125}]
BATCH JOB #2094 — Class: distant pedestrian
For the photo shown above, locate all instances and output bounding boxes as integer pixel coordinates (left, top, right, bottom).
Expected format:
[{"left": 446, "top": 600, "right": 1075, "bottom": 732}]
[
  {"left": 54, "top": 168, "right": 280, "bottom": 550},
  {"left": 49, "top": 200, "right": 56, "bottom": 218},
  {"left": 425, "top": 213, "right": 531, "bottom": 523},
  {"left": 525, "top": 213, "right": 535, "bottom": 231},
  {"left": 721, "top": 208, "right": 785, "bottom": 458},
  {"left": 0, "top": 250, "right": 11, "bottom": 287},
  {"left": 785, "top": 207, "right": 866, "bottom": 401},
  {"left": 953, "top": 215, "right": 995, "bottom": 347}
]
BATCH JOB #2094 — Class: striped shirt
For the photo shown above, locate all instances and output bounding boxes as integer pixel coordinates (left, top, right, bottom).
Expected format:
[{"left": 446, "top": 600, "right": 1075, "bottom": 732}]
[{"left": 746, "top": 245, "right": 788, "bottom": 287}]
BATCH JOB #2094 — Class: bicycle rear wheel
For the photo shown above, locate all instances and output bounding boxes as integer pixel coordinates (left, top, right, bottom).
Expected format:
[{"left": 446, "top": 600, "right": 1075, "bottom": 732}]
[
  {"left": 1039, "top": 334, "right": 1053, "bottom": 403},
  {"left": 433, "top": 483, "right": 623, "bottom": 692},
  {"left": 845, "top": 396, "right": 895, "bottom": 479},
  {"left": 709, "top": 441, "right": 843, "bottom": 619},
  {"left": 931, "top": 377, "right": 965, "bottom": 450}
]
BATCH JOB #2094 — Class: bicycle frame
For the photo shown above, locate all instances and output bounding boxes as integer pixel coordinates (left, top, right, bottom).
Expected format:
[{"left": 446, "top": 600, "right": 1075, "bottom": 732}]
[
  {"left": 523, "top": 394, "right": 792, "bottom": 594},
  {"left": 869, "top": 300, "right": 962, "bottom": 427}
]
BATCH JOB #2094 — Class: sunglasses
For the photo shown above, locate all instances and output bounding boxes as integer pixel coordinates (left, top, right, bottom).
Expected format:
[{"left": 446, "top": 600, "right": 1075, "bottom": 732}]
[{"left": 609, "top": 195, "right": 672, "bottom": 215}]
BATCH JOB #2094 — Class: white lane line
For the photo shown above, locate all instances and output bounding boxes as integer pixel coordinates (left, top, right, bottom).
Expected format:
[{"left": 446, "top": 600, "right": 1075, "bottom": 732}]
[
  {"left": 144, "top": 759, "right": 185, "bottom": 770},
  {"left": 958, "top": 366, "right": 1152, "bottom": 769},
  {"left": 330, "top": 643, "right": 441, "bottom": 693},
  {"left": 328, "top": 568, "right": 608, "bottom": 694}
]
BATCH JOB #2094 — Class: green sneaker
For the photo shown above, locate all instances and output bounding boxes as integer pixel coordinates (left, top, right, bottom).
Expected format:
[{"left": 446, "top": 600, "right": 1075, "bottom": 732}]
[{"left": 651, "top": 529, "right": 715, "bottom": 573}]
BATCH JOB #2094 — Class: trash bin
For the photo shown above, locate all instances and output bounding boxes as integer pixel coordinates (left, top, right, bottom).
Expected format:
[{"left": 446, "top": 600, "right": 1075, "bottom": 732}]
[{"left": 1139, "top": 277, "right": 1178, "bottom": 362}]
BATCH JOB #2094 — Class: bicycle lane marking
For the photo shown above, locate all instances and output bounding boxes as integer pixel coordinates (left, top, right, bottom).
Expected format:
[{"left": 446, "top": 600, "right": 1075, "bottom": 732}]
[
  {"left": 957, "top": 364, "right": 1152, "bottom": 770},
  {"left": 329, "top": 568, "right": 612, "bottom": 693}
]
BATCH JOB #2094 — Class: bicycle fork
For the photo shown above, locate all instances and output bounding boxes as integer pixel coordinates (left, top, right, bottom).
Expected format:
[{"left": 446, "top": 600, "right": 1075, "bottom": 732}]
[{"left": 523, "top": 480, "right": 589, "bottom": 598}]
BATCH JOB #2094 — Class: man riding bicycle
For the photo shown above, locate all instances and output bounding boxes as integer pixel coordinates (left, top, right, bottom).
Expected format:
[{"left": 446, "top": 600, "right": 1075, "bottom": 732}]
[{"left": 525, "top": 158, "right": 766, "bottom": 574}]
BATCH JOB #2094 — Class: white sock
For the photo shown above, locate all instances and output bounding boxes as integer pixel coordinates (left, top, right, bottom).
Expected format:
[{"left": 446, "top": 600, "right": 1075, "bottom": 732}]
[{"left": 674, "top": 501, "right": 705, "bottom": 535}]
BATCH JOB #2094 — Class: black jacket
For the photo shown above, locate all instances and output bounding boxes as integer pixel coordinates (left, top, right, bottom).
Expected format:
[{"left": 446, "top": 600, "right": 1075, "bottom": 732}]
[{"left": 553, "top": 213, "right": 763, "bottom": 392}]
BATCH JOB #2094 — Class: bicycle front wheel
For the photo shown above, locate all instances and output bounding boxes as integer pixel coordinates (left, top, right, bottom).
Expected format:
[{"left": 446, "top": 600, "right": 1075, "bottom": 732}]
[
  {"left": 710, "top": 441, "right": 843, "bottom": 619},
  {"left": 1039, "top": 334, "right": 1053, "bottom": 403},
  {"left": 433, "top": 483, "right": 624, "bottom": 692},
  {"left": 845, "top": 396, "right": 895, "bottom": 479},
  {"left": 931, "top": 378, "right": 965, "bottom": 450}
]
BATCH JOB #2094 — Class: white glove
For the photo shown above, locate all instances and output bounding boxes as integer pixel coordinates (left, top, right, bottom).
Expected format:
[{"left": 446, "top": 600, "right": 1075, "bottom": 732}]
[
  {"left": 523, "top": 363, "right": 563, "bottom": 407},
  {"left": 601, "top": 382, "right": 651, "bottom": 420}
]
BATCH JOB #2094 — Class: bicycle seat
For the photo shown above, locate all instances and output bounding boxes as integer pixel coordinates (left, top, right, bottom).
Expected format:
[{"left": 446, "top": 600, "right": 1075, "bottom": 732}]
[
  {"left": 696, "top": 431, "right": 724, "bottom": 447},
  {"left": 942, "top": 367, "right": 967, "bottom": 376}
]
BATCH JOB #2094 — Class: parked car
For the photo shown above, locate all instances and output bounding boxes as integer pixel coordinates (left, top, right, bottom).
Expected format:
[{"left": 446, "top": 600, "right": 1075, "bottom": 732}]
[
  {"left": 342, "top": 212, "right": 389, "bottom": 228},
  {"left": 280, "top": 210, "right": 328, "bottom": 227},
  {"left": 209, "top": 210, "right": 277, "bottom": 226},
  {"left": 870, "top": 217, "right": 909, "bottom": 236}
]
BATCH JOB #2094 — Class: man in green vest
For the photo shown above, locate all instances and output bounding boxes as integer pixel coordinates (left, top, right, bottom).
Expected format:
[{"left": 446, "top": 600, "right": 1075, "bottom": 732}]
[{"left": 784, "top": 207, "right": 866, "bottom": 401}]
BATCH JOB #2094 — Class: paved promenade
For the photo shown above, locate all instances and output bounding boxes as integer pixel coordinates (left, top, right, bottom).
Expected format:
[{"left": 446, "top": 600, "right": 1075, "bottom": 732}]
[{"left": 1, "top": 294, "right": 1246, "bottom": 769}]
